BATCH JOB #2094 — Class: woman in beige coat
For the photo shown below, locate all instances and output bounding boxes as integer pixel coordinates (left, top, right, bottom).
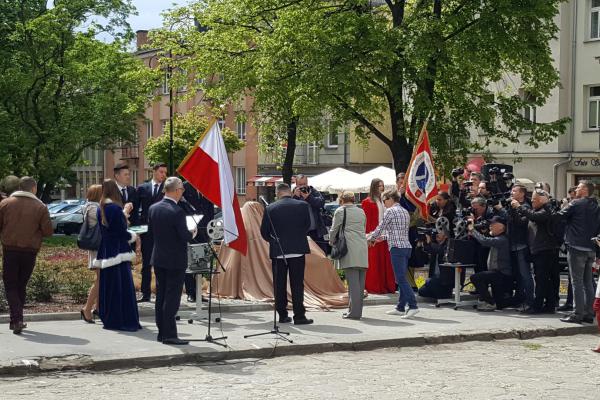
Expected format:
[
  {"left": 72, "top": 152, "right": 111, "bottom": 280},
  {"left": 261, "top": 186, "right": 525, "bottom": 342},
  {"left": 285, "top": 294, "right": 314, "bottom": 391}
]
[{"left": 329, "top": 191, "right": 369, "bottom": 319}]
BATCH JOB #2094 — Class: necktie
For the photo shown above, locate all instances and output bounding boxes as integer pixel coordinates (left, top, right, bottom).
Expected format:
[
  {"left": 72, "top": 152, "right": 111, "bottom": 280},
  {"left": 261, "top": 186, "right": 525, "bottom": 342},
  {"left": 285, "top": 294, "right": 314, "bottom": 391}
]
[
  {"left": 121, "top": 188, "right": 127, "bottom": 202},
  {"left": 153, "top": 183, "right": 158, "bottom": 197}
]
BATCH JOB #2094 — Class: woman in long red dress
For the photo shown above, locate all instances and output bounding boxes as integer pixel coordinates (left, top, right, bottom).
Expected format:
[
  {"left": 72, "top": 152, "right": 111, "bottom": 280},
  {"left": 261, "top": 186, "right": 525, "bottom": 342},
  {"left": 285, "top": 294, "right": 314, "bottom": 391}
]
[{"left": 362, "top": 178, "right": 396, "bottom": 293}]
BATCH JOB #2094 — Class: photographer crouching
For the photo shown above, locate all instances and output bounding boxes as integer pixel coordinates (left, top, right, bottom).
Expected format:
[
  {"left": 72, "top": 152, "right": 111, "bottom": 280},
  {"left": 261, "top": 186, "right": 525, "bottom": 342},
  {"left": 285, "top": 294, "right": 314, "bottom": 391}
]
[
  {"left": 467, "top": 215, "right": 513, "bottom": 311},
  {"left": 512, "top": 189, "right": 561, "bottom": 314},
  {"left": 416, "top": 228, "right": 460, "bottom": 300}
]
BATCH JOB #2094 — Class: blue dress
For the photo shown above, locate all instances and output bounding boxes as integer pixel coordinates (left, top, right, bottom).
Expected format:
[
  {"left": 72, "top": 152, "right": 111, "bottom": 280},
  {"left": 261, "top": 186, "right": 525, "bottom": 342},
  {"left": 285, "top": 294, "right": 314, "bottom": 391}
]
[{"left": 93, "top": 202, "right": 141, "bottom": 332}]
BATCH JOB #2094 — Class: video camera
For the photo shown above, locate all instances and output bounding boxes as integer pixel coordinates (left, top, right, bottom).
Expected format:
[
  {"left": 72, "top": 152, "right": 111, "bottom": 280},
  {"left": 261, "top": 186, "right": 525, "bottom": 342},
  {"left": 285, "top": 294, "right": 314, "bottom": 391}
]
[
  {"left": 486, "top": 191, "right": 511, "bottom": 208},
  {"left": 416, "top": 226, "right": 437, "bottom": 241}
]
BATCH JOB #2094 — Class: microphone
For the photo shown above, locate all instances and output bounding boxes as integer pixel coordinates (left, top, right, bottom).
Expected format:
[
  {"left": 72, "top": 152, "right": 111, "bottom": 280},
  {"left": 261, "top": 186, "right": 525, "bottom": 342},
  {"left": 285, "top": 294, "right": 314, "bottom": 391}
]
[{"left": 259, "top": 196, "right": 269, "bottom": 207}]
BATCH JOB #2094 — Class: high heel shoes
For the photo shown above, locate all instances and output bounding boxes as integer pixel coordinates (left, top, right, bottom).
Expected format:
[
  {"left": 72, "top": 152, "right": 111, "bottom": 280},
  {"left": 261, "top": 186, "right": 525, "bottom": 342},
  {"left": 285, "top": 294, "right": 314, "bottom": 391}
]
[{"left": 80, "top": 310, "right": 95, "bottom": 324}]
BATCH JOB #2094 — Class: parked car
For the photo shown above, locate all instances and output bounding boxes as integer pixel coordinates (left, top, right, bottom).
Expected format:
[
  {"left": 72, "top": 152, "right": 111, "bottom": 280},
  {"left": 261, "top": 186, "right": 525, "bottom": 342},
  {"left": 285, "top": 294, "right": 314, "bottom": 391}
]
[{"left": 50, "top": 204, "right": 84, "bottom": 235}]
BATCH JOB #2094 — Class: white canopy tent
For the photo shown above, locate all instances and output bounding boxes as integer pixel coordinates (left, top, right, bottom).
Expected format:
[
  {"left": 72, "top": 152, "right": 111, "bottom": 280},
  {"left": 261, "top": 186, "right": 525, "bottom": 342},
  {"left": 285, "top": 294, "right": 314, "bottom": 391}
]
[
  {"left": 308, "top": 167, "right": 363, "bottom": 193},
  {"left": 329, "top": 166, "right": 397, "bottom": 193}
]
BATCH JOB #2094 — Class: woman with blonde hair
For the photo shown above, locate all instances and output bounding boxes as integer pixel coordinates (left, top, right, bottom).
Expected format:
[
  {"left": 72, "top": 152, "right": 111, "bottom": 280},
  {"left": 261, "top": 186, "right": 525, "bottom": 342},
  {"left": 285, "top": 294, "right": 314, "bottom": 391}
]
[
  {"left": 80, "top": 184, "right": 102, "bottom": 323},
  {"left": 93, "top": 179, "right": 140, "bottom": 331},
  {"left": 330, "top": 191, "right": 368, "bottom": 319},
  {"left": 361, "top": 178, "right": 396, "bottom": 293}
]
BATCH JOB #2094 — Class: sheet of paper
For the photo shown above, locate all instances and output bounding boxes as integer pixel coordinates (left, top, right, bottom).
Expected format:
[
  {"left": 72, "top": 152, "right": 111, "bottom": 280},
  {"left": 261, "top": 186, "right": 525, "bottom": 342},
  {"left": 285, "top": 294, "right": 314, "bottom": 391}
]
[{"left": 187, "top": 215, "right": 203, "bottom": 231}]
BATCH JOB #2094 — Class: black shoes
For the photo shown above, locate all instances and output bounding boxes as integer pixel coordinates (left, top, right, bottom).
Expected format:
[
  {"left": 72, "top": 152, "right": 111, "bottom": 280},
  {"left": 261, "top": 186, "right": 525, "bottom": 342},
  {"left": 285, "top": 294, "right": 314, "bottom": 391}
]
[
  {"left": 557, "top": 304, "right": 573, "bottom": 312},
  {"left": 137, "top": 296, "right": 151, "bottom": 303},
  {"left": 11, "top": 321, "right": 27, "bottom": 335},
  {"left": 157, "top": 334, "right": 163, "bottom": 342},
  {"left": 80, "top": 310, "right": 95, "bottom": 324},
  {"left": 583, "top": 316, "right": 595, "bottom": 324},
  {"left": 279, "top": 317, "right": 292, "bottom": 323},
  {"left": 560, "top": 314, "right": 582, "bottom": 324},
  {"left": 162, "top": 338, "right": 189, "bottom": 345},
  {"left": 186, "top": 295, "right": 196, "bottom": 303},
  {"left": 520, "top": 307, "right": 541, "bottom": 315},
  {"left": 294, "top": 317, "right": 314, "bottom": 325}
]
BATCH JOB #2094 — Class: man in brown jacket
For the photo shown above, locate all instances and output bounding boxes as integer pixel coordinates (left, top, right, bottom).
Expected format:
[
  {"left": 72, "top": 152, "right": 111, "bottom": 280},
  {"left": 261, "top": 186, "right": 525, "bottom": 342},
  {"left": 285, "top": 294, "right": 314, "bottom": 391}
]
[{"left": 0, "top": 177, "right": 53, "bottom": 334}]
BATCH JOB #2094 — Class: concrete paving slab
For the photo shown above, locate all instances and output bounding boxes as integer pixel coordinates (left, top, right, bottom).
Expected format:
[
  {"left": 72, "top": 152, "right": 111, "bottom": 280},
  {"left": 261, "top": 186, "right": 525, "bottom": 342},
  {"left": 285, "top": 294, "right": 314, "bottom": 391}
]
[{"left": 0, "top": 301, "right": 596, "bottom": 376}]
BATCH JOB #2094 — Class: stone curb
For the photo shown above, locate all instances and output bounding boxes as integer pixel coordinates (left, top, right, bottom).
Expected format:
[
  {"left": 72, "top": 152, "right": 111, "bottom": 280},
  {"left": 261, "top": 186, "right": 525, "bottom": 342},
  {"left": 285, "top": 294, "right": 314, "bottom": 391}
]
[{"left": 0, "top": 323, "right": 595, "bottom": 377}]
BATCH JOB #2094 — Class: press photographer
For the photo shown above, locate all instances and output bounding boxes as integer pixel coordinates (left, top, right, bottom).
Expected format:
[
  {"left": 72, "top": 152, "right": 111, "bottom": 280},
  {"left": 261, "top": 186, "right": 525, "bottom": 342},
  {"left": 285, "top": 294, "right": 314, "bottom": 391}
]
[
  {"left": 497, "top": 185, "right": 533, "bottom": 311},
  {"left": 468, "top": 215, "right": 513, "bottom": 311},
  {"left": 469, "top": 197, "right": 495, "bottom": 273},
  {"left": 451, "top": 170, "right": 482, "bottom": 209},
  {"left": 486, "top": 166, "right": 514, "bottom": 195},
  {"left": 417, "top": 228, "right": 460, "bottom": 300},
  {"left": 513, "top": 189, "right": 560, "bottom": 314},
  {"left": 293, "top": 174, "right": 328, "bottom": 253}
]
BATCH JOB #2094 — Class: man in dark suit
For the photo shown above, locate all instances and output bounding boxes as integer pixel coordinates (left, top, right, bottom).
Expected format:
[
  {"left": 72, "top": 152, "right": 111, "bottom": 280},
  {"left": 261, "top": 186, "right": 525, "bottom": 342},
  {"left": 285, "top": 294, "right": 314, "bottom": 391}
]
[
  {"left": 180, "top": 180, "right": 215, "bottom": 302},
  {"left": 113, "top": 162, "right": 139, "bottom": 226},
  {"left": 149, "top": 177, "right": 196, "bottom": 345},
  {"left": 136, "top": 162, "right": 168, "bottom": 302},
  {"left": 261, "top": 183, "right": 313, "bottom": 325}
]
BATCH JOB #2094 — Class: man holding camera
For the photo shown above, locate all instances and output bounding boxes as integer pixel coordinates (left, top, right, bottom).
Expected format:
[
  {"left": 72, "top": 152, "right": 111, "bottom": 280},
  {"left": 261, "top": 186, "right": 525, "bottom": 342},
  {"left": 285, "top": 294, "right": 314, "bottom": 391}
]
[
  {"left": 558, "top": 181, "right": 600, "bottom": 324},
  {"left": 513, "top": 189, "right": 560, "bottom": 314},
  {"left": 470, "top": 197, "right": 495, "bottom": 273},
  {"left": 501, "top": 185, "right": 534, "bottom": 311},
  {"left": 293, "top": 174, "right": 328, "bottom": 253},
  {"left": 468, "top": 215, "right": 512, "bottom": 311}
]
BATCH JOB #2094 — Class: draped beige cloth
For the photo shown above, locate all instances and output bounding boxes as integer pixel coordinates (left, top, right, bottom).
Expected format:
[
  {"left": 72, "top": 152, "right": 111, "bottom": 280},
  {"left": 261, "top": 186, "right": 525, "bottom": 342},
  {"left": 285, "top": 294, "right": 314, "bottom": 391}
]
[{"left": 214, "top": 201, "right": 349, "bottom": 310}]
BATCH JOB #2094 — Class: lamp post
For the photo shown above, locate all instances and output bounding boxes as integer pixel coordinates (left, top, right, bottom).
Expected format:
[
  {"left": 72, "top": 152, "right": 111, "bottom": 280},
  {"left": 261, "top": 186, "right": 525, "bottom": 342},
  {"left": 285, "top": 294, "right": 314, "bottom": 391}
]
[{"left": 168, "top": 49, "right": 174, "bottom": 175}]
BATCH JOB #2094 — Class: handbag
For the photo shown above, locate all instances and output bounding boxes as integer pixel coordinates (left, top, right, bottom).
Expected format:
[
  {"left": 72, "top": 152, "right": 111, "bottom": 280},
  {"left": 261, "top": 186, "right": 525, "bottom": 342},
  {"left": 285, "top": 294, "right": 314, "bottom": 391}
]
[
  {"left": 77, "top": 204, "right": 101, "bottom": 251},
  {"left": 330, "top": 207, "right": 348, "bottom": 260}
]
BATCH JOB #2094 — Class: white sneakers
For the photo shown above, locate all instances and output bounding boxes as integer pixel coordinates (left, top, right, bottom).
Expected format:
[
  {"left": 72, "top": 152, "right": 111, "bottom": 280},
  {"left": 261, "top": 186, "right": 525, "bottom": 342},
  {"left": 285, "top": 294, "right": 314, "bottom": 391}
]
[{"left": 386, "top": 308, "right": 420, "bottom": 318}]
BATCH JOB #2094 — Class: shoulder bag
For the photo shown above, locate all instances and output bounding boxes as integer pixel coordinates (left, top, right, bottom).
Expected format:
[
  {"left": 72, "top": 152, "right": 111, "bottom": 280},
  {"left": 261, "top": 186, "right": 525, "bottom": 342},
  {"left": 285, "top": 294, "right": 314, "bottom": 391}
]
[
  {"left": 77, "top": 204, "right": 102, "bottom": 251},
  {"left": 330, "top": 207, "right": 348, "bottom": 260}
]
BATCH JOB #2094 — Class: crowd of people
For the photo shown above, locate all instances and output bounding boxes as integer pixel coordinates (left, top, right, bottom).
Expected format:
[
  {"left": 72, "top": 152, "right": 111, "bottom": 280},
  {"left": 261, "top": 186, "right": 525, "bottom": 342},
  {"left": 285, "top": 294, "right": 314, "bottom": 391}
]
[{"left": 2, "top": 162, "right": 600, "bottom": 351}]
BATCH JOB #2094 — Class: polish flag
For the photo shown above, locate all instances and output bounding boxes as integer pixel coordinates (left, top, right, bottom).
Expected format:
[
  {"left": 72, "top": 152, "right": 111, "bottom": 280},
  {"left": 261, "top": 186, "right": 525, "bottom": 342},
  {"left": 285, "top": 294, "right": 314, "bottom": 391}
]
[{"left": 178, "top": 121, "right": 248, "bottom": 255}]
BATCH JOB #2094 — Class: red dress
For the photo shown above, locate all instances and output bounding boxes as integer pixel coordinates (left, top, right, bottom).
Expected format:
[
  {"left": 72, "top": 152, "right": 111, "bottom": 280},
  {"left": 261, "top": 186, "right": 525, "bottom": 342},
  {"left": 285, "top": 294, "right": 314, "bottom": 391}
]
[{"left": 362, "top": 197, "right": 397, "bottom": 294}]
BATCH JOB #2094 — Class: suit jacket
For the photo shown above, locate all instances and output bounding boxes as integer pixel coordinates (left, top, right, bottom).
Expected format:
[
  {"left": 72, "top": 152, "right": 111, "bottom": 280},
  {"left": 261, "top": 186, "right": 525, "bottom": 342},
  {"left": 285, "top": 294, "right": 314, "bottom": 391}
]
[
  {"left": 119, "top": 185, "right": 139, "bottom": 226},
  {"left": 149, "top": 198, "right": 194, "bottom": 270},
  {"left": 182, "top": 181, "right": 214, "bottom": 243},
  {"left": 136, "top": 181, "right": 164, "bottom": 225},
  {"left": 260, "top": 196, "right": 311, "bottom": 259}
]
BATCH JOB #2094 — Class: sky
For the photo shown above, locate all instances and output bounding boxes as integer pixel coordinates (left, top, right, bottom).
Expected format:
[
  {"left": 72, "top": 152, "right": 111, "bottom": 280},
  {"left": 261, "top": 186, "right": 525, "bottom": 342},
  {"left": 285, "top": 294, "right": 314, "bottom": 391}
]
[{"left": 129, "top": 0, "right": 188, "bottom": 32}]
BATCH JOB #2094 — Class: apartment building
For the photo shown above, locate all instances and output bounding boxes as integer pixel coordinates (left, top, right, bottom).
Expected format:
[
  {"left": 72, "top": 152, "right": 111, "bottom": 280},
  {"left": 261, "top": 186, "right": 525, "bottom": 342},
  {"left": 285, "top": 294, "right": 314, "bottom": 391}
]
[{"left": 478, "top": 0, "right": 600, "bottom": 197}]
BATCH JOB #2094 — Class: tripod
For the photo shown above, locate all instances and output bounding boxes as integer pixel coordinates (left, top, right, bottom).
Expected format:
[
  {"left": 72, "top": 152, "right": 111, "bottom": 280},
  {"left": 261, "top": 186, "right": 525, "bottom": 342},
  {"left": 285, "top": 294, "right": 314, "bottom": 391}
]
[
  {"left": 244, "top": 198, "right": 292, "bottom": 343},
  {"left": 188, "top": 241, "right": 228, "bottom": 347}
]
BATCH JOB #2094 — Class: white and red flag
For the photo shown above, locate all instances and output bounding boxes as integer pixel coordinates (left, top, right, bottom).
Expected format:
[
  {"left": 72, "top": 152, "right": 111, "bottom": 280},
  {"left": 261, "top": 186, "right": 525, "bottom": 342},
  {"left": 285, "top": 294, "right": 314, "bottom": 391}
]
[
  {"left": 405, "top": 123, "right": 438, "bottom": 219},
  {"left": 178, "top": 121, "right": 248, "bottom": 255}
]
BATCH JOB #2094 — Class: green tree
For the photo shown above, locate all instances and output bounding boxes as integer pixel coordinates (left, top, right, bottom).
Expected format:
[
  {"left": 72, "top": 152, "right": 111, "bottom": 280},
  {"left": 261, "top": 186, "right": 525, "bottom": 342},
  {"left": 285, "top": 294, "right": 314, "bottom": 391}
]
[
  {"left": 155, "top": 0, "right": 568, "bottom": 178},
  {"left": 151, "top": 1, "right": 336, "bottom": 184},
  {"left": 144, "top": 106, "right": 244, "bottom": 168},
  {"left": 0, "top": 0, "right": 158, "bottom": 200}
]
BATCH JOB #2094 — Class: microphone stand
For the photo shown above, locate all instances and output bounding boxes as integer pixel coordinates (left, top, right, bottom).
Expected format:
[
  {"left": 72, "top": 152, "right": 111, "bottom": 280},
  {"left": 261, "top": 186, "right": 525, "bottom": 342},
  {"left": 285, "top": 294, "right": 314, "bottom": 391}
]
[{"left": 244, "top": 197, "right": 292, "bottom": 343}]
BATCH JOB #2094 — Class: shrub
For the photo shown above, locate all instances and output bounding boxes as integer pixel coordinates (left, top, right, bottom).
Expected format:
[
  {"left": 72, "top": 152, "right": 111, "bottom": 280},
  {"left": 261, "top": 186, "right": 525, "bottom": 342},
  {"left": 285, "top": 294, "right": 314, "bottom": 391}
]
[
  {"left": 63, "top": 276, "right": 92, "bottom": 304},
  {"left": 27, "top": 266, "right": 60, "bottom": 302}
]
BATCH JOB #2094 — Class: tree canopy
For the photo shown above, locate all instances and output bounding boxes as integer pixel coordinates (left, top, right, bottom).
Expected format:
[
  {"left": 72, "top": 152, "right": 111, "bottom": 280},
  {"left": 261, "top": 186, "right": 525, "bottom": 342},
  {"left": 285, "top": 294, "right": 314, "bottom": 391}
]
[
  {"left": 153, "top": 0, "right": 568, "bottom": 177},
  {"left": 144, "top": 106, "right": 244, "bottom": 168},
  {"left": 0, "top": 0, "right": 157, "bottom": 199}
]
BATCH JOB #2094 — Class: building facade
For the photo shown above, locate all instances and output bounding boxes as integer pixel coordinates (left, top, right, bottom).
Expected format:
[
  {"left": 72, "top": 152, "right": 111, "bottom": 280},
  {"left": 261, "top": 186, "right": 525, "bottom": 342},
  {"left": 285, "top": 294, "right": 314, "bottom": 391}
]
[{"left": 477, "top": 0, "right": 600, "bottom": 198}]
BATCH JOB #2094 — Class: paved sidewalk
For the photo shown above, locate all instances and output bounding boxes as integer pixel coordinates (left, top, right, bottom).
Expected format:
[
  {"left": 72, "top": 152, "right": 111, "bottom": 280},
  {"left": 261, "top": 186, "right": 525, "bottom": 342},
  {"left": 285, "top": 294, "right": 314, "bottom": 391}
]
[{"left": 0, "top": 299, "right": 596, "bottom": 376}]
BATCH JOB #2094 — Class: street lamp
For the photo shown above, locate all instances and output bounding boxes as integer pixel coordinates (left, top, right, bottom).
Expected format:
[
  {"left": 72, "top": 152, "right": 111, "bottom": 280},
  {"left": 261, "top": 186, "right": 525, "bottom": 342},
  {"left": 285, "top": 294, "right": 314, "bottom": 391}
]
[{"left": 168, "top": 49, "right": 174, "bottom": 175}]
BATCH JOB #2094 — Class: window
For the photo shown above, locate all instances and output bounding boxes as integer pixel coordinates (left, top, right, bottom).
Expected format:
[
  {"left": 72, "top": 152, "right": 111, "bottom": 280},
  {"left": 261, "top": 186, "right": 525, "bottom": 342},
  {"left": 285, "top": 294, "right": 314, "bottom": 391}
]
[
  {"left": 236, "top": 121, "right": 246, "bottom": 140},
  {"left": 592, "top": 0, "right": 600, "bottom": 39},
  {"left": 218, "top": 119, "right": 225, "bottom": 131},
  {"left": 146, "top": 120, "right": 153, "bottom": 141},
  {"left": 307, "top": 142, "right": 318, "bottom": 164},
  {"left": 235, "top": 167, "right": 246, "bottom": 195},
  {"left": 589, "top": 86, "right": 600, "bottom": 129},
  {"left": 521, "top": 91, "right": 536, "bottom": 123},
  {"left": 162, "top": 72, "right": 170, "bottom": 95},
  {"left": 326, "top": 121, "right": 339, "bottom": 148}
]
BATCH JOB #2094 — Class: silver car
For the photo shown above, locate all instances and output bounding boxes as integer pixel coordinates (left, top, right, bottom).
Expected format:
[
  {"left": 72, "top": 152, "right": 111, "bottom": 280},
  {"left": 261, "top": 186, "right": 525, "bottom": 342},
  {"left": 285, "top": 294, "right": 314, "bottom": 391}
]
[{"left": 50, "top": 204, "right": 85, "bottom": 235}]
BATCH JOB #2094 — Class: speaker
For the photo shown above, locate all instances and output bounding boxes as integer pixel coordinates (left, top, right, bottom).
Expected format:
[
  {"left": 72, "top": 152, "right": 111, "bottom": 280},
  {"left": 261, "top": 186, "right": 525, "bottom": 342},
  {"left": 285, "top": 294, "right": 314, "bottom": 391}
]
[
  {"left": 480, "top": 163, "right": 513, "bottom": 182},
  {"left": 446, "top": 239, "right": 476, "bottom": 265}
]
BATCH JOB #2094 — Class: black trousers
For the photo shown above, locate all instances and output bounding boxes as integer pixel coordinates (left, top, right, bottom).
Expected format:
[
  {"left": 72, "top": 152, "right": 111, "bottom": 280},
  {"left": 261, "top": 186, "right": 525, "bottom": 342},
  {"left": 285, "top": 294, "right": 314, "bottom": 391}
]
[
  {"left": 532, "top": 249, "right": 560, "bottom": 310},
  {"left": 140, "top": 233, "right": 154, "bottom": 298},
  {"left": 2, "top": 249, "right": 36, "bottom": 324},
  {"left": 470, "top": 270, "right": 513, "bottom": 307},
  {"left": 154, "top": 267, "right": 185, "bottom": 340},
  {"left": 184, "top": 274, "right": 196, "bottom": 298},
  {"left": 272, "top": 256, "right": 306, "bottom": 320}
]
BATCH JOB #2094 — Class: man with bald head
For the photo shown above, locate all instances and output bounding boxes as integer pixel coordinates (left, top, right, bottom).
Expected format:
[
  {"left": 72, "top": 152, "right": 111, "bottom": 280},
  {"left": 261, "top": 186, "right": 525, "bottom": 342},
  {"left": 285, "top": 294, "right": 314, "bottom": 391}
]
[{"left": 513, "top": 189, "right": 561, "bottom": 314}]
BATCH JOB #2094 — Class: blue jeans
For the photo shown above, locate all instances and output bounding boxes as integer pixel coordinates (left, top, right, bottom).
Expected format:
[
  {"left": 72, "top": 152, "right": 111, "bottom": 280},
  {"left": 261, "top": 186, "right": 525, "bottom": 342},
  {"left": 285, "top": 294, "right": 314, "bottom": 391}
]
[
  {"left": 514, "top": 248, "right": 534, "bottom": 307},
  {"left": 390, "top": 247, "right": 417, "bottom": 311}
]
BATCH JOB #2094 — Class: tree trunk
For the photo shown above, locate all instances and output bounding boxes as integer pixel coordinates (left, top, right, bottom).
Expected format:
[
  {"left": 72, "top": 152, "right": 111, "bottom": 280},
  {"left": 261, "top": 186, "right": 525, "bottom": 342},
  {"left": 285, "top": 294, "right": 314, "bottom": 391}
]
[
  {"left": 390, "top": 135, "right": 411, "bottom": 175},
  {"left": 39, "top": 181, "right": 54, "bottom": 203},
  {"left": 281, "top": 117, "right": 298, "bottom": 185}
]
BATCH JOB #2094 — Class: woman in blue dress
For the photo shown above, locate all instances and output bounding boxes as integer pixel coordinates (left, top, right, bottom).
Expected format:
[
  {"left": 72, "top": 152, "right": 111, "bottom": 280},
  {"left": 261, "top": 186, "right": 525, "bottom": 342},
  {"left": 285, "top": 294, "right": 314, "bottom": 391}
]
[{"left": 93, "top": 179, "right": 141, "bottom": 332}]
